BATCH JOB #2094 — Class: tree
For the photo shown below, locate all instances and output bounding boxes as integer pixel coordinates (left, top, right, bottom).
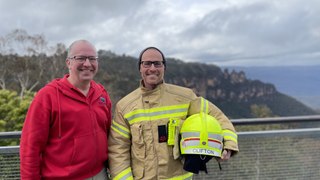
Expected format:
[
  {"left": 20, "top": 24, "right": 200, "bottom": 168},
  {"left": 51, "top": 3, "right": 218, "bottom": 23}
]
[
  {"left": 0, "top": 55, "right": 9, "bottom": 89},
  {"left": 0, "top": 89, "right": 34, "bottom": 145},
  {"left": 0, "top": 29, "right": 58, "bottom": 97},
  {"left": 0, "top": 29, "right": 48, "bottom": 56},
  {"left": 250, "top": 104, "right": 274, "bottom": 118},
  {"left": 46, "top": 43, "right": 68, "bottom": 81}
]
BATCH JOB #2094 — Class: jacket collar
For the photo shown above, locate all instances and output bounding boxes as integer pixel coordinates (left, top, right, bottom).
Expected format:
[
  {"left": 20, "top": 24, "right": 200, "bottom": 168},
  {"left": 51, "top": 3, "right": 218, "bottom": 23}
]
[{"left": 140, "top": 80, "right": 165, "bottom": 94}]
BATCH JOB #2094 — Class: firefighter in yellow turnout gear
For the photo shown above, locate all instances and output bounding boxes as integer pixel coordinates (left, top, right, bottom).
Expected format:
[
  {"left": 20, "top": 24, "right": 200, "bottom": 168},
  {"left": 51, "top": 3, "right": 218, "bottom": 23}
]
[{"left": 108, "top": 47, "right": 239, "bottom": 180}]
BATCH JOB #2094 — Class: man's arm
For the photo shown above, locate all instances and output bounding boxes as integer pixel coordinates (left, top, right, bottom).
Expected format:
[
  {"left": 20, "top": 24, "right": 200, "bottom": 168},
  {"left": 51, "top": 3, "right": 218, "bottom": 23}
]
[
  {"left": 20, "top": 97, "right": 50, "bottom": 180},
  {"left": 108, "top": 104, "right": 133, "bottom": 180},
  {"left": 207, "top": 101, "right": 239, "bottom": 154}
]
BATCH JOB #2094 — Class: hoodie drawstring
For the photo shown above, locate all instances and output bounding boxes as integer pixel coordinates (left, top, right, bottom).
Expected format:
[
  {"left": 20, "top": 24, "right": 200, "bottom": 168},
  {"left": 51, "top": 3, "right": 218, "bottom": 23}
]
[{"left": 56, "top": 87, "right": 62, "bottom": 138}]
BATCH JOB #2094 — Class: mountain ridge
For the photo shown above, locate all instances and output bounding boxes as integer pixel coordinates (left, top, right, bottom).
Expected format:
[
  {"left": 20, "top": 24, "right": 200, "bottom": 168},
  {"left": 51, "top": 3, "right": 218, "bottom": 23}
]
[{"left": 0, "top": 51, "right": 318, "bottom": 118}]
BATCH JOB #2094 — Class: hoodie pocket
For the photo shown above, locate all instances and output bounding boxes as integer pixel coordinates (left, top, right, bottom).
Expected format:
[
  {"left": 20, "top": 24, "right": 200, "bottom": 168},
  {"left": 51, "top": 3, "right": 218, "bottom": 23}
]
[{"left": 69, "top": 133, "right": 98, "bottom": 173}]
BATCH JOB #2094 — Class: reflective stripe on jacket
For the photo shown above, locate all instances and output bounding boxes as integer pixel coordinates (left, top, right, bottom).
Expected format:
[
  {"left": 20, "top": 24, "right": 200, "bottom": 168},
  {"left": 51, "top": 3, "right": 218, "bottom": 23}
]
[{"left": 108, "top": 82, "right": 238, "bottom": 180}]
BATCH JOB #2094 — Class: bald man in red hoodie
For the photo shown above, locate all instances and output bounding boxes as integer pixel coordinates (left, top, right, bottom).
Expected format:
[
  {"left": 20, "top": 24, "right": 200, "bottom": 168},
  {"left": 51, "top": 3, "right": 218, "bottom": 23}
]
[{"left": 20, "top": 40, "right": 112, "bottom": 180}]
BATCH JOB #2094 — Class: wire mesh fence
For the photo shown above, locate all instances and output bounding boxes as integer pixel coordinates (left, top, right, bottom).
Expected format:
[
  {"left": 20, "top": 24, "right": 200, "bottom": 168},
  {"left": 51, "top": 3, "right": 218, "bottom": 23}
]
[
  {"left": 0, "top": 147, "right": 20, "bottom": 180},
  {"left": 1, "top": 115, "right": 320, "bottom": 180},
  {"left": 194, "top": 130, "right": 320, "bottom": 180}
]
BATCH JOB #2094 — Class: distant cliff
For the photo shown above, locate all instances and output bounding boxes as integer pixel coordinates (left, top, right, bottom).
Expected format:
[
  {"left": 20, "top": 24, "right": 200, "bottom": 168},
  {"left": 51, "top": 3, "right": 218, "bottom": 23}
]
[{"left": 226, "top": 65, "right": 320, "bottom": 111}]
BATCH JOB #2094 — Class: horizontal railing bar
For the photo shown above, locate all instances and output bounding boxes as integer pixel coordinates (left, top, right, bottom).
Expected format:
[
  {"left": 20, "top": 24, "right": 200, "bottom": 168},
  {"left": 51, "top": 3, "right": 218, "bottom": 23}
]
[
  {"left": 0, "top": 131, "right": 21, "bottom": 139},
  {"left": 231, "top": 115, "right": 320, "bottom": 125},
  {"left": 1, "top": 115, "right": 320, "bottom": 140},
  {"left": 238, "top": 127, "right": 320, "bottom": 137},
  {"left": 0, "top": 146, "right": 19, "bottom": 154},
  {"left": 2, "top": 128, "right": 320, "bottom": 153}
]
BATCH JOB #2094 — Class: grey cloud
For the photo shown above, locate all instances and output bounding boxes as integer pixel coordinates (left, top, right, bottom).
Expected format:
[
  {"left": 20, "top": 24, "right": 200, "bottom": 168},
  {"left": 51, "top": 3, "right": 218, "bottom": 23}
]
[
  {"left": 172, "top": 0, "right": 320, "bottom": 66},
  {"left": 1, "top": 0, "right": 320, "bottom": 66}
]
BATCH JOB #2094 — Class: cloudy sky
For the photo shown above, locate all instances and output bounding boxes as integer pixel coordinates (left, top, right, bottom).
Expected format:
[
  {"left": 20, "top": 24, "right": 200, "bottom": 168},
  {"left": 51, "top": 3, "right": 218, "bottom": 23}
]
[{"left": 1, "top": 0, "right": 320, "bottom": 67}]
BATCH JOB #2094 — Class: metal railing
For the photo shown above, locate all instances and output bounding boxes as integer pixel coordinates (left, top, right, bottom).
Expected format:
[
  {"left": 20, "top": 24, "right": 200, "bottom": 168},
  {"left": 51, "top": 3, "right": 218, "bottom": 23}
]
[{"left": 1, "top": 115, "right": 320, "bottom": 180}]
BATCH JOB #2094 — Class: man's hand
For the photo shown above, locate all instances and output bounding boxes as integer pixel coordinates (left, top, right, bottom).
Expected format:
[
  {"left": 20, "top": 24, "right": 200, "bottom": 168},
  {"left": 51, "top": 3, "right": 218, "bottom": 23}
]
[{"left": 219, "top": 149, "right": 231, "bottom": 161}]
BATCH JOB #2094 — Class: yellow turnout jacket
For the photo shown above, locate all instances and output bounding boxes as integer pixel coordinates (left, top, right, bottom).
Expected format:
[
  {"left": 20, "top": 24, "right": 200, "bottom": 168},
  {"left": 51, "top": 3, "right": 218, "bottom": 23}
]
[{"left": 108, "top": 82, "right": 238, "bottom": 180}]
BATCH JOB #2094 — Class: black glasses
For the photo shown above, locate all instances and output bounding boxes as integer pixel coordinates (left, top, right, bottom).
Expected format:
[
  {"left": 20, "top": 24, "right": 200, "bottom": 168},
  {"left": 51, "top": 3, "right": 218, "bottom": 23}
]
[
  {"left": 69, "top": 56, "right": 98, "bottom": 63},
  {"left": 140, "top": 61, "right": 164, "bottom": 68}
]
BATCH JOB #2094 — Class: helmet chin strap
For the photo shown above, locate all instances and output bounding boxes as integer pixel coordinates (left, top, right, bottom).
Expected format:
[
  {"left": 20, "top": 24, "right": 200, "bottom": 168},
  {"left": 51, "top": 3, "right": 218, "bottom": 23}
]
[{"left": 200, "top": 154, "right": 206, "bottom": 160}]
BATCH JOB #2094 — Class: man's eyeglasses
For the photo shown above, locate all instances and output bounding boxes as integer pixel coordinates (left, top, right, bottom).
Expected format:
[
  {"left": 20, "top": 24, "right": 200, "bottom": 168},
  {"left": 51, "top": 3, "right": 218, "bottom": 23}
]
[
  {"left": 69, "top": 56, "right": 98, "bottom": 63},
  {"left": 140, "top": 61, "right": 164, "bottom": 68}
]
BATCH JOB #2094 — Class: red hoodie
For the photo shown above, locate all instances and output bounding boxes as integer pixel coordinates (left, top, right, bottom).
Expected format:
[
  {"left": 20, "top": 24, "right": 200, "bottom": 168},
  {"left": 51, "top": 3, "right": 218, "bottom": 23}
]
[{"left": 20, "top": 75, "right": 112, "bottom": 180}]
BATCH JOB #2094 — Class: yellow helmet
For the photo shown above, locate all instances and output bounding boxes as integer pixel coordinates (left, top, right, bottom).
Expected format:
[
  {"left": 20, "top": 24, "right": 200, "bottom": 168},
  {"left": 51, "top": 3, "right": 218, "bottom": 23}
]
[{"left": 180, "top": 100, "right": 223, "bottom": 158}]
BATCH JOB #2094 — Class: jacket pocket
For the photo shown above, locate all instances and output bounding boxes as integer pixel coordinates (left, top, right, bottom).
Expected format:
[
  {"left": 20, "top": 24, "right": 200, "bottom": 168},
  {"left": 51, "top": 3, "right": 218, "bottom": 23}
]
[
  {"left": 130, "top": 124, "right": 145, "bottom": 179},
  {"left": 131, "top": 124, "right": 145, "bottom": 158}
]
